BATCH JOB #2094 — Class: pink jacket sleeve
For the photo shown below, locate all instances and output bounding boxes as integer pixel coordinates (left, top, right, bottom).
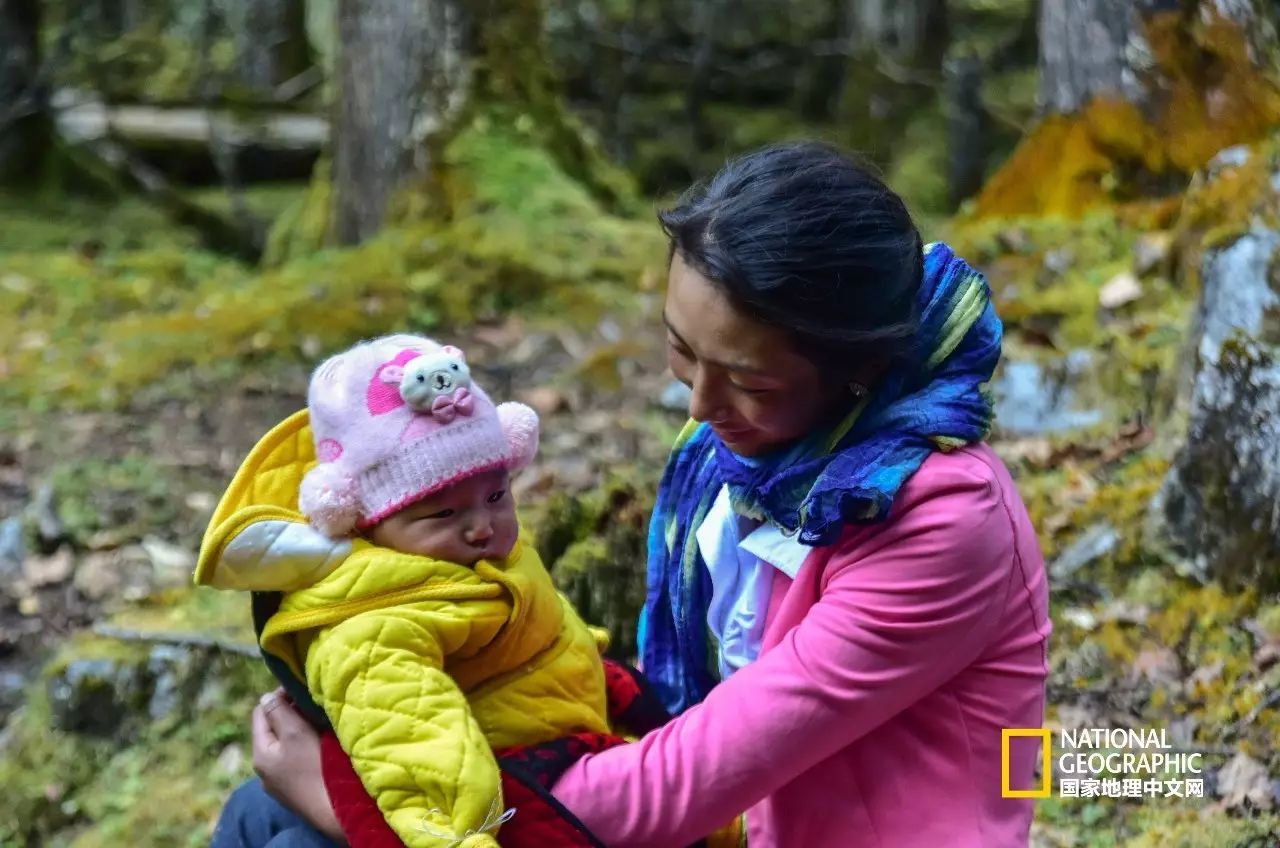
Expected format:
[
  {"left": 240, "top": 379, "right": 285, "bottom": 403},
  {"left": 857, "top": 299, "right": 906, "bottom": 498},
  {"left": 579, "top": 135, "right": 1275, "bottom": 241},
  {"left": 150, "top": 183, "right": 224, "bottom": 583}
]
[{"left": 551, "top": 462, "right": 1017, "bottom": 847}]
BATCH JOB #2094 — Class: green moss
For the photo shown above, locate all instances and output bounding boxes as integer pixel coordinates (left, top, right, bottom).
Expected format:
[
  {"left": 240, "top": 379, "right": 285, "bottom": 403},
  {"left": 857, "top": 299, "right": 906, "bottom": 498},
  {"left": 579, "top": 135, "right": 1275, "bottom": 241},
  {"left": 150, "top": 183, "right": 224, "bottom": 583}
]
[
  {"left": 0, "top": 119, "right": 664, "bottom": 412},
  {"left": 887, "top": 105, "right": 951, "bottom": 223},
  {"left": 1121, "top": 812, "right": 1280, "bottom": 847},
  {"left": 1172, "top": 137, "right": 1280, "bottom": 292},
  {"left": 526, "top": 472, "right": 657, "bottom": 660},
  {"left": 45, "top": 455, "right": 179, "bottom": 548}
]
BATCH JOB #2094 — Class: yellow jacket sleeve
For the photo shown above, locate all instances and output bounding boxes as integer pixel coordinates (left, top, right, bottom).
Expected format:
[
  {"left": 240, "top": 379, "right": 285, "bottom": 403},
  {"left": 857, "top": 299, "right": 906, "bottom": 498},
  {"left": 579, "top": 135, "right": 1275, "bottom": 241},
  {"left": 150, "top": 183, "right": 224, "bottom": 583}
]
[{"left": 306, "top": 609, "right": 503, "bottom": 848}]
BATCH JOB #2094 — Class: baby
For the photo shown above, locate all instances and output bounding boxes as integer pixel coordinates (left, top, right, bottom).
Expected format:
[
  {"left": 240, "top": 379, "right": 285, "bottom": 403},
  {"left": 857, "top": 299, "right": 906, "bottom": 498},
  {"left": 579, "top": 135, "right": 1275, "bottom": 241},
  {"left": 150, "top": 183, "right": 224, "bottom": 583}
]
[{"left": 195, "top": 334, "right": 609, "bottom": 848}]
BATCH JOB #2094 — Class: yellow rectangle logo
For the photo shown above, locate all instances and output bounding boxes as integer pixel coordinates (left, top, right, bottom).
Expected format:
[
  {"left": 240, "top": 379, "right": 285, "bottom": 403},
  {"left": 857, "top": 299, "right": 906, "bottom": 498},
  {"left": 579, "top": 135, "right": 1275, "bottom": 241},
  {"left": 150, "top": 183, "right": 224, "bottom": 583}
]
[{"left": 1002, "top": 728, "right": 1051, "bottom": 798}]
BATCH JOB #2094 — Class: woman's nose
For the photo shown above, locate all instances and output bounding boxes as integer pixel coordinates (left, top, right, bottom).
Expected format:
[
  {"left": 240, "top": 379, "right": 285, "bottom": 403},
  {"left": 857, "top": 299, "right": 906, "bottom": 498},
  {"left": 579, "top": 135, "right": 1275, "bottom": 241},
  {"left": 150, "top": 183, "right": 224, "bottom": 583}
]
[{"left": 687, "top": 374, "right": 722, "bottom": 423}]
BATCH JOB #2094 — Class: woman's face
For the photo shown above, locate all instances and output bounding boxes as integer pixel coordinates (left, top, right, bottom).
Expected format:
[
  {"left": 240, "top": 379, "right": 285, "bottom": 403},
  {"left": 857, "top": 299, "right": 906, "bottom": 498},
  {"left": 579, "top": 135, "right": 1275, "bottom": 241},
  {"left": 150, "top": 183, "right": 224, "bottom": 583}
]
[{"left": 664, "top": 252, "right": 839, "bottom": 456}]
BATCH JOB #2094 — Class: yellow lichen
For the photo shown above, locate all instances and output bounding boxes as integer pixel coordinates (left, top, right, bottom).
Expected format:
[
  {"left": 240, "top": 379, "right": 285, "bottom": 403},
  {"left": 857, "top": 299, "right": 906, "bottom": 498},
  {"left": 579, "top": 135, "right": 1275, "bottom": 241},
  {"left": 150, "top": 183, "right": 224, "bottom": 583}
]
[{"left": 970, "top": 9, "right": 1280, "bottom": 220}]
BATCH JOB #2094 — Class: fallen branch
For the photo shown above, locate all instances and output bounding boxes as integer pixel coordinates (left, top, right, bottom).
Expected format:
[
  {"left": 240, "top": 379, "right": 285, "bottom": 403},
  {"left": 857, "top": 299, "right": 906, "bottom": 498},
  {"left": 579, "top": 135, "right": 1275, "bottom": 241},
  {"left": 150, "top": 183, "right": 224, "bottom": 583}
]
[
  {"left": 57, "top": 130, "right": 264, "bottom": 262},
  {"left": 91, "top": 622, "right": 259, "bottom": 658}
]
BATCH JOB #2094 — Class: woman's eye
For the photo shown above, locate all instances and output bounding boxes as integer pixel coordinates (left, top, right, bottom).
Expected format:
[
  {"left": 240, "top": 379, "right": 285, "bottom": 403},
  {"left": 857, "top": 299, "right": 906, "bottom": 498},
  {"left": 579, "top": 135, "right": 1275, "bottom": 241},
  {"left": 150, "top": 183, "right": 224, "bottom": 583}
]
[
  {"left": 487, "top": 490, "right": 507, "bottom": 504},
  {"left": 732, "top": 384, "right": 771, "bottom": 395},
  {"left": 667, "top": 339, "right": 692, "bottom": 359},
  {"left": 421, "top": 509, "right": 454, "bottom": 519}
]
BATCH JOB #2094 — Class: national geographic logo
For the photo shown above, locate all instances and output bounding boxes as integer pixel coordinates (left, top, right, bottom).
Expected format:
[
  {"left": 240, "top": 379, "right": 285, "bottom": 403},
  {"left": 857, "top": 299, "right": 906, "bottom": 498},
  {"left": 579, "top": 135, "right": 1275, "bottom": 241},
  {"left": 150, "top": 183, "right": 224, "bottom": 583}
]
[{"left": 1001, "top": 727, "right": 1205, "bottom": 800}]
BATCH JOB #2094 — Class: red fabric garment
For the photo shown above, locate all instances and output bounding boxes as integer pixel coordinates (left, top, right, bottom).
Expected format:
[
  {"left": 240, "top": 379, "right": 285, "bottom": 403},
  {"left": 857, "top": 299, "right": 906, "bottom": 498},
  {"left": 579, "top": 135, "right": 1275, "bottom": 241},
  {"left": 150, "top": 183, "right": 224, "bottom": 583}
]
[
  {"left": 319, "top": 658, "right": 668, "bottom": 848},
  {"left": 321, "top": 730, "right": 610, "bottom": 848}
]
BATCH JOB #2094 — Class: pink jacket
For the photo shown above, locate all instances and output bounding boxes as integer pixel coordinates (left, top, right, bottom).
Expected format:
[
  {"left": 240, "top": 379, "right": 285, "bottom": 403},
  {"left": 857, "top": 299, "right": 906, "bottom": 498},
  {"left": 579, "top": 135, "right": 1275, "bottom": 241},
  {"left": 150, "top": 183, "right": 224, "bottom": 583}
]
[{"left": 553, "top": 443, "right": 1051, "bottom": 847}]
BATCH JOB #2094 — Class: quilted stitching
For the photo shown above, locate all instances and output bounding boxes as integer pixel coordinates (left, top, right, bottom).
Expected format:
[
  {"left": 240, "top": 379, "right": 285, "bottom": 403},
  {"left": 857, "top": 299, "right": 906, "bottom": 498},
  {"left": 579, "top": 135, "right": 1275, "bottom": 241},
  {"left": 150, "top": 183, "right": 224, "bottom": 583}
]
[{"left": 203, "top": 412, "right": 611, "bottom": 847}]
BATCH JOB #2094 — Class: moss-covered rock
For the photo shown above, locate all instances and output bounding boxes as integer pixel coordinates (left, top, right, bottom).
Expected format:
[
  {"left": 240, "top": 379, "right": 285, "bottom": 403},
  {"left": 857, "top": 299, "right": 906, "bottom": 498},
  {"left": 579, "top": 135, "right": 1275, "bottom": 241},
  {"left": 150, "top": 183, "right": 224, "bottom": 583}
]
[
  {"left": 1152, "top": 146, "right": 1280, "bottom": 591},
  {"left": 527, "top": 473, "right": 656, "bottom": 661},
  {"left": 0, "top": 625, "right": 270, "bottom": 847}
]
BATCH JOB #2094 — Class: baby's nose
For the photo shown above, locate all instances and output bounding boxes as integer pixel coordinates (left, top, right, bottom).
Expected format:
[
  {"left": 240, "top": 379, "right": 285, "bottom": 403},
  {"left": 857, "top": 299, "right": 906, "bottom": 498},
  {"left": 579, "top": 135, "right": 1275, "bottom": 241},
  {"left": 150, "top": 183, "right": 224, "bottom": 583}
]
[{"left": 464, "top": 521, "right": 493, "bottom": 544}]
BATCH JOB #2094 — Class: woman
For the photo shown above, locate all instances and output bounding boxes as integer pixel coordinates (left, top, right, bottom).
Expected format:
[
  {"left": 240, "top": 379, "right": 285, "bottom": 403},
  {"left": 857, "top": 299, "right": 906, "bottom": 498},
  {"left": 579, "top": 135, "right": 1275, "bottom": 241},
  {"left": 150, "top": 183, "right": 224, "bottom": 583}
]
[{"left": 217, "top": 141, "right": 1050, "bottom": 847}]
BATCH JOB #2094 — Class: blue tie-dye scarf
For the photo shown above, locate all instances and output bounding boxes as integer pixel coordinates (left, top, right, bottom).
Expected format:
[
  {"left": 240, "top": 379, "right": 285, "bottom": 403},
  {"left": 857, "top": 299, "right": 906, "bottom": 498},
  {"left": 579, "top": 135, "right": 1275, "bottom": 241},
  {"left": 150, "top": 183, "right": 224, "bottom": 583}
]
[{"left": 638, "top": 242, "right": 1003, "bottom": 714}]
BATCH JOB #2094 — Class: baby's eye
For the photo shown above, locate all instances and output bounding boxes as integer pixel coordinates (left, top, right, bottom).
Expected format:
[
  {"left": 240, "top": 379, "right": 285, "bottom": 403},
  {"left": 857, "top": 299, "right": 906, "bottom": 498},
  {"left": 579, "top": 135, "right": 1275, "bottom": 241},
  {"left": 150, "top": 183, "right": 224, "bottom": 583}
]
[
  {"left": 487, "top": 490, "right": 507, "bottom": 504},
  {"left": 421, "top": 508, "right": 454, "bottom": 519}
]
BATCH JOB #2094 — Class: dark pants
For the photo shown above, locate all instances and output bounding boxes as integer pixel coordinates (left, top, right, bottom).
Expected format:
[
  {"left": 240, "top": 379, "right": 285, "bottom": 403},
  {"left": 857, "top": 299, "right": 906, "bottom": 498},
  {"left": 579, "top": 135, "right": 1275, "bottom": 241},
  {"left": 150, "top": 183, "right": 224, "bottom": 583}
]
[{"left": 211, "top": 778, "right": 341, "bottom": 848}]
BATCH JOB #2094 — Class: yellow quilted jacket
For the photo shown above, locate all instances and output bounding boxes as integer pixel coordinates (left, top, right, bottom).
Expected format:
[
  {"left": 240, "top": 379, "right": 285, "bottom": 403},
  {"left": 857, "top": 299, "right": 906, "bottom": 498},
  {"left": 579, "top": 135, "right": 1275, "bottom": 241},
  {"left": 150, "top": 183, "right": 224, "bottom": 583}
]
[{"left": 195, "top": 411, "right": 610, "bottom": 848}]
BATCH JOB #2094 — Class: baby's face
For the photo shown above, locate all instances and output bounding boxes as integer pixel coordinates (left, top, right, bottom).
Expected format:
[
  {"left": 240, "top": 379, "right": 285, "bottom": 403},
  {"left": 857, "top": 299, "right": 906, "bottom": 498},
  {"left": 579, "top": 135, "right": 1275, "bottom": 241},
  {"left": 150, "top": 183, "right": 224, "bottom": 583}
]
[{"left": 366, "top": 468, "right": 519, "bottom": 566}]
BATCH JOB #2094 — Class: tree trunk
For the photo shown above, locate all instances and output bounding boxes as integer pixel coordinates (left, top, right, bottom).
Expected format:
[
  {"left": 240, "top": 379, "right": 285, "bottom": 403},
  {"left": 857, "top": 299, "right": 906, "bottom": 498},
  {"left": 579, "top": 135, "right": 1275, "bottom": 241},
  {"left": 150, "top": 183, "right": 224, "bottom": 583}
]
[
  {"left": 685, "top": 0, "right": 725, "bottom": 150},
  {"left": 848, "top": 0, "right": 949, "bottom": 71},
  {"left": 224, "top": 0, "right": 312, "bottom": 95},
  {"left": 1038, "top": 0, "right": 1141, "bottom": 114},
  {"left": 1037, "top": 0, "right": 1274, "bottom": 116},
  {"left": 798, "top": 0, "right": 851, "bottom": 121},
  {"left": 331, "top": 0, "right": 467, "bottom": 245},
  {"left": 0, "top": 0, "right": 47, "bottom": 185},
  {"left": 945, "top": 54, "right": 989, "bottom": 207}
]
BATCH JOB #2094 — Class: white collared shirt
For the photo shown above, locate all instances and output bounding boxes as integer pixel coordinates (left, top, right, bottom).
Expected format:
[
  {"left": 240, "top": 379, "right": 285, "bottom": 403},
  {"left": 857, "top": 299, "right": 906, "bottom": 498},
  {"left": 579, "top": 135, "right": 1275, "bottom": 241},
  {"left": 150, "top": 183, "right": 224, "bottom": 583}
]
[{"left": 695, "top": 485, "right": 811, "bottom": 679}]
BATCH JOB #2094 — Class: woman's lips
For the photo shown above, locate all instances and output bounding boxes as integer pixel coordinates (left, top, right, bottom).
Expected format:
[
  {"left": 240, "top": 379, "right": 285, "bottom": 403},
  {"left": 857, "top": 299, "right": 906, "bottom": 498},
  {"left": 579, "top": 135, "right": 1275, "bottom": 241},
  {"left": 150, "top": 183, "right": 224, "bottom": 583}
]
[{"left": 712, "top": 424, "right": 752, "bottom": 441}]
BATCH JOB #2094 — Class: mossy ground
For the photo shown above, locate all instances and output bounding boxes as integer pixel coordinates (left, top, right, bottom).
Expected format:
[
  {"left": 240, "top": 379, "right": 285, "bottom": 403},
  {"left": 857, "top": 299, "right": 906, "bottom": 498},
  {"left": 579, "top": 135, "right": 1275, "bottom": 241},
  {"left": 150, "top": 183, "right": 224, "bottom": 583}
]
[{"left": 0, "top": 119, "right": 662, "bottom": 415}]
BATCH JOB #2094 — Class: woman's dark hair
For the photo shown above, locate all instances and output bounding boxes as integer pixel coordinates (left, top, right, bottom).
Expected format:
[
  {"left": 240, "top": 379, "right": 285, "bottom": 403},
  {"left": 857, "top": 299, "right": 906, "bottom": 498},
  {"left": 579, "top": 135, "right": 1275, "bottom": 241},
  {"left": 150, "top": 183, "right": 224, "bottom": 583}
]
[{"left": 659, "top": 141, "right": 923, "bottom": 371}]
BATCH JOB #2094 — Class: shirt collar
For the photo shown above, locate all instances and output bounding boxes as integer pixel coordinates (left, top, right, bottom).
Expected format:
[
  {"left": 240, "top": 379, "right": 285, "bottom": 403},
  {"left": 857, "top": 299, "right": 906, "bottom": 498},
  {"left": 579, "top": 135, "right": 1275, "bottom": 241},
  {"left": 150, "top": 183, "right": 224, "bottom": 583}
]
[{"left": 696, "top": 485, "right": 811, "bottom": 580}]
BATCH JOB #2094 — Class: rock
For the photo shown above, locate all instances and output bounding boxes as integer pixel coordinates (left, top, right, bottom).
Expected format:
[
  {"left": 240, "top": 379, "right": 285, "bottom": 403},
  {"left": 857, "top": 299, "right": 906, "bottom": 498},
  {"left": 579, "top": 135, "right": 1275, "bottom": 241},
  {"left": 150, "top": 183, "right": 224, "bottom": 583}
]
[
  {"left": 1050, "top": 524, "right": 1120, "bottom": 581},
  {"left": 1216, "top": 752, "right": 1274, "bottom": 811},
  {"left": 46, "top": 655, "right": 153, "bottom": 737},
  {"left": 140, "top": 537, "right": 196, "bottom": 586},
  {"left": 0, "top": 670, "right": 26, "bottom": 718},
  {"left": 518, "top": 386, "right": 569, "bottom": 416},
  {"left": 0, "top": 517, "right": 24, "bottom": 584},
  {"left": 1042, "top": 248, "right": 1074, "bottom": 277},
  {"left": 23, "top": 547, "right": 74, "bottom": 588},
  {"left": 184, "top": 491, "right": 218, "bottom": 515},
  {"left": 997, "top": 227, "right": 1032, "bottom": 255},
  {"left": 146, "top": 645, "right": 195, "bottom": 722},
  {"left": 1153, "top": 218, "right": 1280, "bottom": 590},
  {"left": 992, "top": 358, "right": 1104, "bottom": 436},
  {"left": 73, "top": 546, "right": 149, "bottom": 602},
  {"left": 1129, "top": 647, "right": 1180, "bottom": 687},
  {"left": 217, "top": 743, "right": 246, "bottom": 776},
  {"left": 1206, "top": 144, "right": 1251, "bottom": 177},
  {"left": 1098, "top": 271, "right": 1143, "bottom": 309},
  {"left": 1060, "top": 607, "right": 1098, "bottom": 630},
  {"left": 27, "top": 484, "right": 63, "bottom": 550},
  {"left": 1133, "top": 232, "right": 1172, "bottom": 276},
  {"left": 658, "top": 379, "right": 692, "bottom": 412}
]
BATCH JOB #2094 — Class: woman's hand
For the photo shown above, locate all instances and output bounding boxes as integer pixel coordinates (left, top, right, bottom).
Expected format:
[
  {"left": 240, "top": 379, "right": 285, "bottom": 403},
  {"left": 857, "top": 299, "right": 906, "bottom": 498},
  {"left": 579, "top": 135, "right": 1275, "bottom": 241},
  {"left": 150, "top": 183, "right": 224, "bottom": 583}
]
[{"left": 252, "top": 689, "right": 346, "bottom": 844}]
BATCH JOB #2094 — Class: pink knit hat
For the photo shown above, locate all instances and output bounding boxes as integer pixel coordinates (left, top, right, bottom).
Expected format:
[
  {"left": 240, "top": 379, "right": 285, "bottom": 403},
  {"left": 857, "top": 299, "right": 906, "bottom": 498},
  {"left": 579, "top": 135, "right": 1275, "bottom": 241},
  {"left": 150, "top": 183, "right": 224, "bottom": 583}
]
[{"left": 298, "top": 334, "right": 539, "bottom": 537}]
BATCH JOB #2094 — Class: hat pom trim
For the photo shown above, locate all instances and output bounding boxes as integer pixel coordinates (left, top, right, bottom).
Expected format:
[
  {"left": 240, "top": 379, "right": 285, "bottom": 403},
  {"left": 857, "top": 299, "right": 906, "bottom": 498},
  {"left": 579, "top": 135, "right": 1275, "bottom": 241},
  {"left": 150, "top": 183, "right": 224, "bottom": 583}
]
[
  {"left": 496, "top": 402, "right": 539, "bottom": 471},
  {"left": 299, "top": 463, "right": 360, "bottom": 537}
]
